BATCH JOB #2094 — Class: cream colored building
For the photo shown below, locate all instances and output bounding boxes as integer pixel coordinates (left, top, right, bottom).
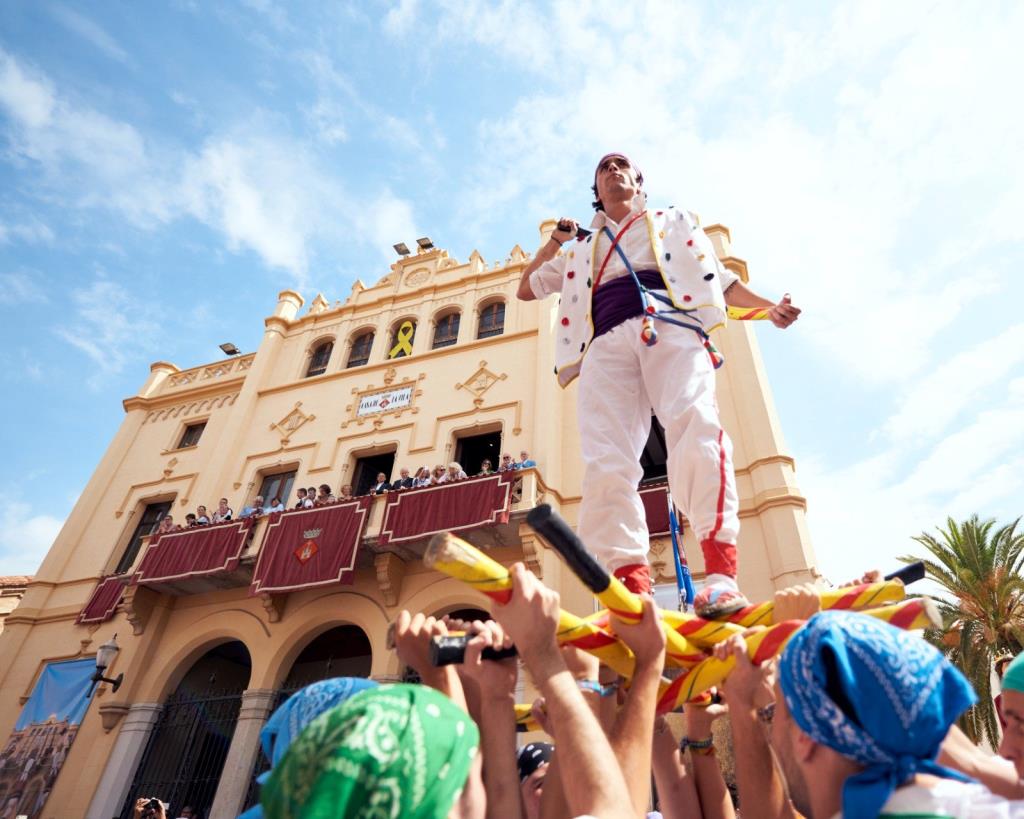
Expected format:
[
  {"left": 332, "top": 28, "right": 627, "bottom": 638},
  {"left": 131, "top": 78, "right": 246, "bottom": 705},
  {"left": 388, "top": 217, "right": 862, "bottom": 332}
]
[{"left": 0, "top": 221, "right": 816, "bottom": 819}]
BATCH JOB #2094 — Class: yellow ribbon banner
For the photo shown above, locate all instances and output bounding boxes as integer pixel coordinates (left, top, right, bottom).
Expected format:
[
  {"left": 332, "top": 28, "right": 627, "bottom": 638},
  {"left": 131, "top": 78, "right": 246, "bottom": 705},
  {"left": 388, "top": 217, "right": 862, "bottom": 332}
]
[{"left": 389, "top": 320, "right": 415, "bottom": 358}]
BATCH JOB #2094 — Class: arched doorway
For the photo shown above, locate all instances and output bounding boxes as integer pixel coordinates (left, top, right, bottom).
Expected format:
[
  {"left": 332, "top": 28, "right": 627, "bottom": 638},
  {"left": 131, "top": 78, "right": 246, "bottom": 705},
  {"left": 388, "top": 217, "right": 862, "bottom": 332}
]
[
  {"left": 241, "top": 625, "right": 371, "bottom": 811},
  {"left": 119, "top": 640, "right": 252, "bottom": 819}
]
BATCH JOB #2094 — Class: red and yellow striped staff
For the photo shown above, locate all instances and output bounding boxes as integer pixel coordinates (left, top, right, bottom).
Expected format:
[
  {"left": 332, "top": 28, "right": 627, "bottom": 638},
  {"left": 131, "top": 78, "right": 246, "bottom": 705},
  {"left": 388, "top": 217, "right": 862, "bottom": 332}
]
[
  {"left": 726, "top": 305, "right": 772, "bottom": 321},
  {"left": 721, "top": 578, "right": 910, "bottom": 627}
]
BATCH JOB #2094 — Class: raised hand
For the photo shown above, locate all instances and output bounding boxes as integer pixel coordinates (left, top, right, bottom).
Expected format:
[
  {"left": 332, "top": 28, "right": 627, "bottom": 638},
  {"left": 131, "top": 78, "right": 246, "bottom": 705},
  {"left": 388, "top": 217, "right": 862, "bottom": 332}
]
[
  {"left": 460, "top": 619, "right": 518, "bottom": 699},
  {"left": 609, "top": 593, "right": 666, "bottom": 671},
  {"left": 768, "top": 293, "right": 801, "bottom": 328},
  {"left": 552, "top": 217, "right": 580, "bottom": 244},
  {"left": 491, "top": 563, "right": 562, "bottom": 667}
]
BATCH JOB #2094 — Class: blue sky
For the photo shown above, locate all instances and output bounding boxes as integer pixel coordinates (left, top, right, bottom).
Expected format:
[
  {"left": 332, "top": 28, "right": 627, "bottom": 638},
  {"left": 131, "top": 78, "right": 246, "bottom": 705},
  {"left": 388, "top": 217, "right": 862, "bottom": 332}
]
[{"left": 1, "top": 1, "right": 1022, "bottom": 583}]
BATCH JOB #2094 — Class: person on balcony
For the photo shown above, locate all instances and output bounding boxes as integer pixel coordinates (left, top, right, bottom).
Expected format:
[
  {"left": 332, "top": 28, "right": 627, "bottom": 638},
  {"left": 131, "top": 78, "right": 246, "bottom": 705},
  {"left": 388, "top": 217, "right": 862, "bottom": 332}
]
[
  {"left": 499, "top": 453, "right": 516, "bottom": 472},
  {"left": 195, "top": 505, "right": 211, "bottom": 525},
  {"left": 392, "top": 467, "right": 415, "bottom": 490},
  {"left": 441, "top": 462, "right": 468, "bottom": 483},
  {"left": 185, "top": 513, "right": 199, "bottom": 528},
  {"left": 517, "top": 451, "right": 537, "bottom": 469},
  {"left": 156, "top": 515, "right": 176, "bottom": 535},
  {"left": 413, "top": 466, "right": 432, "bottom": 488},
  {"left": 477, "top": 459, "right": 495, "bottom": 476},
  {"left": 370, "top": 473, "right": 392, "bottom": 494},
  {"left": 293, "top": 488, "right": 309, "bottom": 509},
  {"left": 266, "top": 496, "right": 285, "bottom": 514},
  {"left": 338, "top": 484, "right": 355, "bottom": 502},
  {"left": 240, "top": 496, "right": 265, "bottom": 518},
  {"left": 306, "top": 486, "right": 318, "bottom": 505},
  {"left": 517, "top": 152, "right": 800, "bottom": 616},
  {"left": 430, "top": 464, "right": 447, "bottom": 485},
  {"left": 316, "top": 484, "right": 335, "bottom": 505},
  {"left": 211, "top": 498, "right": 233, "bottom": 522}
]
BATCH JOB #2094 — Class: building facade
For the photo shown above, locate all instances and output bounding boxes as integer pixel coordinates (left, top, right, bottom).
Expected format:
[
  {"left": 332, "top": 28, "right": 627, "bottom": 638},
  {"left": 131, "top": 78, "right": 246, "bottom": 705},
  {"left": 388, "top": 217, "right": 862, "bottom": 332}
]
[{"left": 0, "top": 220, "right": 817, "bottom": 819}]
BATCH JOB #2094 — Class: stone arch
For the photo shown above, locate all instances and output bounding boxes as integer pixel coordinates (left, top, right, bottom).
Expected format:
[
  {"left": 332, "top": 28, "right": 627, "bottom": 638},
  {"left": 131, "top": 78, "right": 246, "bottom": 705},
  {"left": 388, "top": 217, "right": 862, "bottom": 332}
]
[
  {"left": 253, "top": 591, "right": 390, "bottom": 690},
  {"left": 132, "top": 625, "right": 260, "bottom": 704}
]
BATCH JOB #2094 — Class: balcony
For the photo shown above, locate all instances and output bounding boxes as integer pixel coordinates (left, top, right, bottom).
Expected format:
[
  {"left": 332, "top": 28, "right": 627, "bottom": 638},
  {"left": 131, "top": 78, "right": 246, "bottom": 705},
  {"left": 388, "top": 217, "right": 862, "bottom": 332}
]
[
  {"left": 84, "top": 469, "right": 676, "bottom": 629},
  {"left": 117, "top": 470, "right": 547, "bottom": 597}
]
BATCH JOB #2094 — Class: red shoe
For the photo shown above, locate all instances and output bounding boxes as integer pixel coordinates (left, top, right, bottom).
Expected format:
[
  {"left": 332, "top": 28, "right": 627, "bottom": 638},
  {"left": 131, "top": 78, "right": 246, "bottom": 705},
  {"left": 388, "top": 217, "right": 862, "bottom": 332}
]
[
  {"left": 613, "top": 563, "right": 652, "bottom": 595},
  {"left": 693, "top": 581, "right": 749, "bottom": 619}
]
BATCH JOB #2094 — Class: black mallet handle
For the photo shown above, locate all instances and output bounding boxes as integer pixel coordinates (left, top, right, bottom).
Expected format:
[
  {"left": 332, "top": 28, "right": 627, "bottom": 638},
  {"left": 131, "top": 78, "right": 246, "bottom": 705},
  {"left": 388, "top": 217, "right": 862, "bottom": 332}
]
[
  {"left": 885, "top": 562, "right": 925, "bottom": 586},
  {"left": 526, "top": 504, "right": 611, "bottom": 594},
  {"left": 430, "top": 634, "right": 518, "bottom": 667}
]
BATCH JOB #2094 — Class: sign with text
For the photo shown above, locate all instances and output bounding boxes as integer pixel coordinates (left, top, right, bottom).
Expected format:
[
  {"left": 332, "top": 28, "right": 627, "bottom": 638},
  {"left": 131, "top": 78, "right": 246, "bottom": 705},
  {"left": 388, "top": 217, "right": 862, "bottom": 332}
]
[{"left": 357, "top": 386, "right": 413, "bottom": 416}]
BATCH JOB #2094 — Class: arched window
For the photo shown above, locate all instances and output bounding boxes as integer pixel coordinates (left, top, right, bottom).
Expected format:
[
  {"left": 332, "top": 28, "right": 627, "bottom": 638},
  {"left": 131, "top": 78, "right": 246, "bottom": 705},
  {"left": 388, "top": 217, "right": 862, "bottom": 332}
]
[
  {"left": 477, "top": 301, "right": 505, "bottom": 339},
  {"left": 432, "top": 311, "right": 460, "bottom": 349},
  {"left": 388, "top": 320, "right": 416, "bottom": 359},
  {"left": 306, "top": 340, "right": 333, "bottom": 377},
  {"left": 347, "top": 331, "right": 374, "bottom": 368}
]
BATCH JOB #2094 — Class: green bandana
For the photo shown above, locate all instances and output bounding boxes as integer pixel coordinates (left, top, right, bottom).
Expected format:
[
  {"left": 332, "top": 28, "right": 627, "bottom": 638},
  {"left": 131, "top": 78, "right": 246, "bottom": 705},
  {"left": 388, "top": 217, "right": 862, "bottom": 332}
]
[{"left": 261, "top": 684, "right": 479, "bottom": 819}]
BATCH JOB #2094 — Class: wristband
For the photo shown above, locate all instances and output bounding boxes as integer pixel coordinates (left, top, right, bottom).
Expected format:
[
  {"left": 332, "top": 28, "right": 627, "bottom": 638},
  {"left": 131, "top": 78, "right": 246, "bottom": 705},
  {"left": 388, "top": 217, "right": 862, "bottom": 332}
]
[
  {"left": 680, "top": 735, "right": 714, "bottom": 754},
  {"left": 577, "top": 679, "right": 617, "bottom": 697}
]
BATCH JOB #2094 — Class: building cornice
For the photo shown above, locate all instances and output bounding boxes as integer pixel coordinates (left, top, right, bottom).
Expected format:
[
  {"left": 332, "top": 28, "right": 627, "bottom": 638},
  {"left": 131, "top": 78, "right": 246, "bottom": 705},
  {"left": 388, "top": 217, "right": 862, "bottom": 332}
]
[
  {"left": 123, "top": 377, "right": 247, "bottom": 412},
  {"left": 255, "top": 328, "right": 538, "bottom": 398},
  {"left": 284, "top": 264, "right": 525, "bottom": 331}
]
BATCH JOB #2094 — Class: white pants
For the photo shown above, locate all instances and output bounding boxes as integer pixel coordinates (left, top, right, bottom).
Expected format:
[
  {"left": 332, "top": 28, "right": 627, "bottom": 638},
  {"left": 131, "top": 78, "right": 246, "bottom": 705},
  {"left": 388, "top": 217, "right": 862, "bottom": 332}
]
[{"left": 576, "top": 317, "right": 739, "bottom": 574}]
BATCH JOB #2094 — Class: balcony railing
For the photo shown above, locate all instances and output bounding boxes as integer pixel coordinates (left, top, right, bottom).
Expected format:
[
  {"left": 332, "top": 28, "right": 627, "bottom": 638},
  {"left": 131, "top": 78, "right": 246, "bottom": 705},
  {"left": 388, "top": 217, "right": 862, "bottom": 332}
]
[{"left": 115, "top": 468, "right": 556, "bottom": 598}]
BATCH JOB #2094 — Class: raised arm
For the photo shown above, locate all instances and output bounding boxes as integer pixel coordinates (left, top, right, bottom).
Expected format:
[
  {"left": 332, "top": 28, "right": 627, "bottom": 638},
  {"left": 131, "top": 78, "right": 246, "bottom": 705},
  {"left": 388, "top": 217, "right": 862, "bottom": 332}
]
[
  {"left": 717, "top": 635, "right": 798, "bottom": 819},
  {"left": 723, "top": 282, "right": 801, "bottom": 329},
  {"left": 608, "top": 593, "right": 667, "bottom": 816},
  {"left": 517, "top": 219, "right": 577, "bottom": 301},
  {"left": 493, "top": 563, "right": 633, "bottom": 819},
  {"left": 459, "top": 619, "right": 525, "bottom": 819}
]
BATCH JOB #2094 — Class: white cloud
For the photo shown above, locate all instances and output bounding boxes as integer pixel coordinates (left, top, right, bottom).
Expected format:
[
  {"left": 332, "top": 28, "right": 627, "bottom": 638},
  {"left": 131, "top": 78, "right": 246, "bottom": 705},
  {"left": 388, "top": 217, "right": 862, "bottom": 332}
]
[
  {"left": 0, "top": 50, "right": 56, "bottom": 128},
  {"left": 54, "top": 277, "right": 160, "bottom": 387},
  {"left": 383, "top": 0, "right": 420, "bottom": 37},
  {"left": 0, "top": 217, "right": 54, "bottom": 245},
  {"left": 0, "top": 48, "right": 422, "bottom": 279},
  {"left": 48, "top": 4, "right": 131, "bottom": 65},
  {"left": 180, "top": 136, "right": 318, "bottom": 279},
  {"left": 0, "top": 500, "right": 64, "bottom": 576},
  {"left": 0, "top": 271, "right": 48, "bottom": 304}
]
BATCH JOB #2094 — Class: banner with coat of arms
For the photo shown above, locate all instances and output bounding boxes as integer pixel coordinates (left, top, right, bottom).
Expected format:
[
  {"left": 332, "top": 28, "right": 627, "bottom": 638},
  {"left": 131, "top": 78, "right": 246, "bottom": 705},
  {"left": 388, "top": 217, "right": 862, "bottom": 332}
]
[{"left": 250, "top": 497, "right": 372, "bottom": 595}]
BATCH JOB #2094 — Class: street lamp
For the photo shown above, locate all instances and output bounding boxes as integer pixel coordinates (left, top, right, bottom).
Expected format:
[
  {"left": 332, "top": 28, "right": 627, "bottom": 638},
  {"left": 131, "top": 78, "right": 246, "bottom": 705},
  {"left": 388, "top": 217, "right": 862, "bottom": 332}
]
[
  {"left": 91, "top": 634, "right": 124, "bottom": 693},
  {"left": 416, "top": 237, "right": 434, "bottom": 251},
  {"left": 219, "top": 342, "right": 242, "bottom": 356},
  {"left": 393, "top": 242, "right": 411, "bottom": 256}
]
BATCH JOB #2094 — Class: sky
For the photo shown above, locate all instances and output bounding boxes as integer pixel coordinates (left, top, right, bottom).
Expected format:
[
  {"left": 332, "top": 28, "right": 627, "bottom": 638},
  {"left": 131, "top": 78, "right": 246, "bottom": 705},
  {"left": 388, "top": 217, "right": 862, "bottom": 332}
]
[{"left": 0, "top": 1, "right": 1022, "bottom": 584}]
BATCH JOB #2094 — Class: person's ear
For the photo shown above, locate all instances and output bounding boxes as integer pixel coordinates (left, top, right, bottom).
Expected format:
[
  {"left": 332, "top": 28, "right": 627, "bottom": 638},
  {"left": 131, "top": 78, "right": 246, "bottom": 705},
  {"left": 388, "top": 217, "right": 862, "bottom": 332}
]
[{"left": 794, "top": 729, "right": 817, "bottom": 763}]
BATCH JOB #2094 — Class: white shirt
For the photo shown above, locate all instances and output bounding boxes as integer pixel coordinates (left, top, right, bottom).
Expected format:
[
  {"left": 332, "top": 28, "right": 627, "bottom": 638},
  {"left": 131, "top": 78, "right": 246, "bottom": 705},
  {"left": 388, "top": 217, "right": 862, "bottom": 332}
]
[
  {"left": 830, "top": 779, "right": 1024, "bottom": 818},
  {"left": 589, "top": 202, "right": 659, "bottom": 286}
]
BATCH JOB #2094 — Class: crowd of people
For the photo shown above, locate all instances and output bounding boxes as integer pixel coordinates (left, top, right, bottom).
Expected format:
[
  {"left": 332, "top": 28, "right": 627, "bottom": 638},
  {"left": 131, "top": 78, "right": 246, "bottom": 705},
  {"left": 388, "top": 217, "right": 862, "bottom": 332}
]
[
  {"left": 152, "top": 451, "right": 539, "bottom": 536},
  {"left": 208, "top": 565, "right": 1023, "bottom": 818}
]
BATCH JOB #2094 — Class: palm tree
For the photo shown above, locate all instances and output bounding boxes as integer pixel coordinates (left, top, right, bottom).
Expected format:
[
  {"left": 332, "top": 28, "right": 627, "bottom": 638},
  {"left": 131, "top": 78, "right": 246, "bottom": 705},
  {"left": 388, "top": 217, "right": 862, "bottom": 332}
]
[{"left": 899, "top": 514, "right": 1024, "bottom": 747}]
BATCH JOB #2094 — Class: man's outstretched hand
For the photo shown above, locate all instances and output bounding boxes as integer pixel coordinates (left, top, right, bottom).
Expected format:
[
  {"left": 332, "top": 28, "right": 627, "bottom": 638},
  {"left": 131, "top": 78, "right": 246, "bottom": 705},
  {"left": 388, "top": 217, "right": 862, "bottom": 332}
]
[{"left": 769, "top": 294, "right": 801, "bottom": 328}]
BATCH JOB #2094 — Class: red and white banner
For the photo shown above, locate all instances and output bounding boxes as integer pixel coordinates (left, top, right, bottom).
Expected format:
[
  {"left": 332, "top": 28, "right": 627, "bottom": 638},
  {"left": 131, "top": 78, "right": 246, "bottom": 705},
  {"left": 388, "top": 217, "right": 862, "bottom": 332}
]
[
  {"left": 132, "top": 518, "right": 253, "bottom": 587},
  {"left": 76, "top": 575, "right": 125, "bottom": 624},
  {"left": 639, "top": 482, "right": 672, "bottom": 537},
  {"left": 377, "top": 473, "right": 514, "bottom": 546},
  {"left": 250, "top": 497, "right": 372, "bottom": 595}
]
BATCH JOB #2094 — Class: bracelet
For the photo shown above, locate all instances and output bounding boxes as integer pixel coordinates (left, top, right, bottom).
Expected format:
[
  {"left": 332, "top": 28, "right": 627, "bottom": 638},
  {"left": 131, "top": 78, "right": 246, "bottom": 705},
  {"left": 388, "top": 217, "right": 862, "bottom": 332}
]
[
  {"left": 577, "top": 679, "right": 618, "bottom": 697},
  {"left": 680, "top": 735, "right": 714, "bottom": 754}
]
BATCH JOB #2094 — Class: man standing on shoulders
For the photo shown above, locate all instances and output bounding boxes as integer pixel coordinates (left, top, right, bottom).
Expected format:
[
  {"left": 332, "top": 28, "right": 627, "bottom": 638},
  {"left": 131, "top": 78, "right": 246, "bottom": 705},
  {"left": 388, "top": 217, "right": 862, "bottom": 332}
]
[{"left": 517, "top": 153, "right": 800, "bottom": 615}]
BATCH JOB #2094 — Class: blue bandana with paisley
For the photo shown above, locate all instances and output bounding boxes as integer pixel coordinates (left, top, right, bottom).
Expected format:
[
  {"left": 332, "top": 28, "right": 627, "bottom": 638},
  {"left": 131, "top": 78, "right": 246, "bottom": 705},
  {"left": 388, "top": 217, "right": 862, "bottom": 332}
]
[
  {"left": 779, "top": 611, "right": 977, "bottom": 818},
  {"left": 239, "top": 677, "right": 378, "bottom": 818}
]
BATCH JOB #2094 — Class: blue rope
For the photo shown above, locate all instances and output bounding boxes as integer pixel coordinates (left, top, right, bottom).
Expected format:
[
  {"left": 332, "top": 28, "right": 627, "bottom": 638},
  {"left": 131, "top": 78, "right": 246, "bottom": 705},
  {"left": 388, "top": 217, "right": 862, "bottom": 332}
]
[
  {"left": 600, "top": 225, "right": 724, "bottom": 367},
  {"left": 601, "top": 226, "right": 712, "bottom": 339}
]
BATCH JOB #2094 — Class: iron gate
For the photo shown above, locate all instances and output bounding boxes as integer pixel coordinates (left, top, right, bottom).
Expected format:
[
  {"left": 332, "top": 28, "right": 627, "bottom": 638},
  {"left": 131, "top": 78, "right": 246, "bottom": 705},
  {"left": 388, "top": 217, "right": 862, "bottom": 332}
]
[{"left": 119, "top": 689, "right": 243, "bottom": 819}]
